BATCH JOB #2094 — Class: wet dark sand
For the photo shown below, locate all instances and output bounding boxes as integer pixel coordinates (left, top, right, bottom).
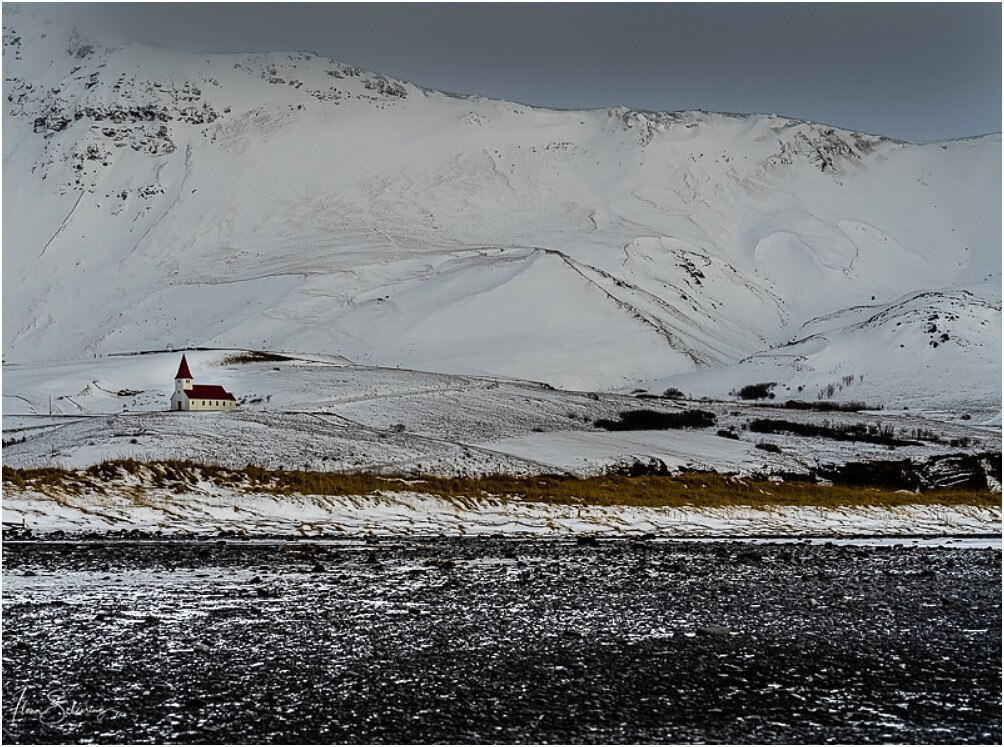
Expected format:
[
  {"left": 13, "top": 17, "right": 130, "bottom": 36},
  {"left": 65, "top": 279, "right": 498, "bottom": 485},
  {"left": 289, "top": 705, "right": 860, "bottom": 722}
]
[{"left": 2, "top": 537, "right": 1001, "bottom": 744}]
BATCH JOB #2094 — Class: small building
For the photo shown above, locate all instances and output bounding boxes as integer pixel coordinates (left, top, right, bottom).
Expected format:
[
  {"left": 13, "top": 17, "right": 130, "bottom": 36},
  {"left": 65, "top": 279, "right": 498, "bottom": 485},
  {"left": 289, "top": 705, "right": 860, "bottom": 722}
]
[{"left": 170, "top": 354, "right": 237, "bottom": 411}]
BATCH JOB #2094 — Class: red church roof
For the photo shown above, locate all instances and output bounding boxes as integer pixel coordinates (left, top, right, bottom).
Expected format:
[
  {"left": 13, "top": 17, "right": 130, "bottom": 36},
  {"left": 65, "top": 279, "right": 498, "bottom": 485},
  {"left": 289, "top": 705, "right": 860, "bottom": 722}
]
[
  {"left": 184, "top": 385, "right": 236, "bottom": 402},
  {"left": 175, "top": 355, "right": 193, "bottom": 380}
]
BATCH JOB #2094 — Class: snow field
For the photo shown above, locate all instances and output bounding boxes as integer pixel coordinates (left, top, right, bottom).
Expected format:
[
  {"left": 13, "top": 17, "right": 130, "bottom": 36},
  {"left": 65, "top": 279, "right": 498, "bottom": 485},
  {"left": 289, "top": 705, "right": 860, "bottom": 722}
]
[
  {"left": 2, "top": 352, "right": 997, "bottom": 476},
  {"left": 3, "top": 486, "right": 999, "bottom": 538}
]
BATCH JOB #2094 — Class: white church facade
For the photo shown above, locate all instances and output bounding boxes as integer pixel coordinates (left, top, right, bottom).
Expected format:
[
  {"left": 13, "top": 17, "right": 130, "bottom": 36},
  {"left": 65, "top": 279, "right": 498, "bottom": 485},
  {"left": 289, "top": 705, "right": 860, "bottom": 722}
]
[{"left": 170, "top": 354, "right": 237, "bottom": 411}]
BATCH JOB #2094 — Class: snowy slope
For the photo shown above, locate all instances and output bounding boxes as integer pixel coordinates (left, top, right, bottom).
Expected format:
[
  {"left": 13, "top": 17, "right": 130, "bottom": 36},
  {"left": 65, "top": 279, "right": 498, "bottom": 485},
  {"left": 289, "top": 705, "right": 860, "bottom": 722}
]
[
  {"left": 3, "top": 5, "right": 1000, "bottom": 405},
  {"left": 652, "top": 288, "right": 1002, "bottom": 414},
  {"left": 3, "top": 351, "right": 997, "bottom": 478}
]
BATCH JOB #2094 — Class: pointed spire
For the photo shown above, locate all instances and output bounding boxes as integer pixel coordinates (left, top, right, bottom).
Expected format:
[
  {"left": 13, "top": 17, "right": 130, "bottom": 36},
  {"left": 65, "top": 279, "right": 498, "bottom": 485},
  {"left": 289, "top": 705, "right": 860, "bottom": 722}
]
[{"left": 175, "top": 354, "right": 193, "bottom": 380}]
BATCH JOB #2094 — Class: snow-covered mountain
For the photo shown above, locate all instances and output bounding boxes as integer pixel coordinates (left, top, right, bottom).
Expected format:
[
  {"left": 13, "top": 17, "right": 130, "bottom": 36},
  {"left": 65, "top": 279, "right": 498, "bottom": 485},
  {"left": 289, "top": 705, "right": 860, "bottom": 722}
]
[{"left": 3, "top": 5, "right": 1000, "bottom": 407}]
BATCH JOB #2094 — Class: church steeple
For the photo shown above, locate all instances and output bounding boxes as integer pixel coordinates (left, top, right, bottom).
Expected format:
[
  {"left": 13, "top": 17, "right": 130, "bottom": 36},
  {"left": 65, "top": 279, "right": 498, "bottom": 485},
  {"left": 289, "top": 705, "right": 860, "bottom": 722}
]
[
  {"left": 175, "top": 354, "right": 193, "bottom": 380},
  {"left": 174, "top": 354, "right": 193, "bottom": 392}
]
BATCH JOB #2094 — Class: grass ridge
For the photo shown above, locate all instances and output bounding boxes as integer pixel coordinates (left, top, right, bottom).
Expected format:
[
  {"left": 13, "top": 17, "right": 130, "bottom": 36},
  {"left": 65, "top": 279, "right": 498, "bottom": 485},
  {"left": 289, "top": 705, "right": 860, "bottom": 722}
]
[{"left": 3, "top": 460, "right": 1000, "bottom": 510}]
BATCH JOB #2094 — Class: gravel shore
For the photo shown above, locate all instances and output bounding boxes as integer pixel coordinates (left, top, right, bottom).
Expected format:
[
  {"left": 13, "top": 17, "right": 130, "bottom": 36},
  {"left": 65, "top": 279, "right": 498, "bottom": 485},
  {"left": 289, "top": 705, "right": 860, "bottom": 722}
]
[{"left": 3, "top": 537, "right": 1001, "bottom": 744}]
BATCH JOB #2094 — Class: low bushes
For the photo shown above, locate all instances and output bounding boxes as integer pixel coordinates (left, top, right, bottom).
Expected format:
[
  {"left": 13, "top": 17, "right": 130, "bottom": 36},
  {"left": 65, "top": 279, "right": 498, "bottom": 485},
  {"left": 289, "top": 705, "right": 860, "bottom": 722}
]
[
  {"left": 607, "top": 458, "right": 671, "bottom": 477},
  {"left": 222, "top": 350, "right": 292, "bottom": 365},
  {"left": 735, "top": 382, "right": 776, "bottom": 400},
  {"left": 594, "top": 409, "right": 716, "bottom": 431},
  {"left": 779, "top": 400, "right": 874, "bottom": 412},
  {"left": 748, "top": 418, "right": 919, "bottom": 447}
]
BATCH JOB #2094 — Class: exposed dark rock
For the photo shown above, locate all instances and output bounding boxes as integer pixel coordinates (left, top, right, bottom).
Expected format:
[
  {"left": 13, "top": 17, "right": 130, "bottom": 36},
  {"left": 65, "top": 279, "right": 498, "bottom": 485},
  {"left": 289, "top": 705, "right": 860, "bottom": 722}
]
[{"left": 0, "top": 536, "right": 999, "bottom": 744}]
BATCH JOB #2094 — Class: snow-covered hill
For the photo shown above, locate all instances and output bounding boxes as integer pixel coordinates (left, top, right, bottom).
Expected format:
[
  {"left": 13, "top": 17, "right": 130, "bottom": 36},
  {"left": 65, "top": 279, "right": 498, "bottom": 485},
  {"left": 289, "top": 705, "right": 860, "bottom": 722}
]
[
  {"left": 3, "top": 350, "right": 998, "bottom": 478},
  {"left": 3, "top": 5, "right": 1000, "bottom": 407}
]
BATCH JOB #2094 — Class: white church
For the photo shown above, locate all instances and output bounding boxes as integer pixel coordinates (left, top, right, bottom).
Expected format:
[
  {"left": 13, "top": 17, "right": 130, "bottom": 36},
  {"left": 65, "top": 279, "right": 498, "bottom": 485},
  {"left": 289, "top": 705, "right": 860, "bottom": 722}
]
[{"left": 170, "top": 354, "right": 237, "bottom": 411}]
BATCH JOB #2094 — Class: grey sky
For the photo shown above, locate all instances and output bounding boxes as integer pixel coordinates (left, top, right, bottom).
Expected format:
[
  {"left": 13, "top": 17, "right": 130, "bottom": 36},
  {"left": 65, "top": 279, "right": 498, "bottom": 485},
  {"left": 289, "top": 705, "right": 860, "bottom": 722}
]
[{"left": 50, "top": 2, "right": 1003, "bottom": 142}]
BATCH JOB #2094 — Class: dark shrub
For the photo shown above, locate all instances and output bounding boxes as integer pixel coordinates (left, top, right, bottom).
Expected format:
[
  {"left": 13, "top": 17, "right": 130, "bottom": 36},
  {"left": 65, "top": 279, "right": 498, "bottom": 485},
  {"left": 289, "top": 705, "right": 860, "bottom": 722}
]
[
  {"left": 717, "top": 429, "right": 740, "bottom": 440},
  {"left": 662, "top": 387, "right": 685, "bottom": 399},
  {"left": 782, "top": 400, "right": 871, "bottom": 412},
  {"left": 224, "top": 350, "right": 292, "bottom": 364},
  {"left": 737, "top": 382, "right": 776, "bottom": 400},
  {"left": 748, "top": 418, "right": 918, "bottom": 447},
  {"left": 607, "top": 458, "right": 671, "bottom": 476},
  {"left": 755, "top": 442, "right": 781, "bottom": 453},
  {"left": 595, "top": 409, "right": 716, "bottom": 431}
]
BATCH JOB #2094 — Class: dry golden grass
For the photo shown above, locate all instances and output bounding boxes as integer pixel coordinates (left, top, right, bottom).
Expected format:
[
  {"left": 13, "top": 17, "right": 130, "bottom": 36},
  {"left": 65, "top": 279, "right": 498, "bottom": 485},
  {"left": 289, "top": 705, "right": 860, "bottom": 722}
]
[{"left": 3, "top": 460, "right": 1000, "bottom": 510}]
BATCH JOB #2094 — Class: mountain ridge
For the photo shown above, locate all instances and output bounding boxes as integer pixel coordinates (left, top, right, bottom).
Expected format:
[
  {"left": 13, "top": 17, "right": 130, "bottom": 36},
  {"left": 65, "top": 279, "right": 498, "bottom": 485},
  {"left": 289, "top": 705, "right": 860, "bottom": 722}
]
[{"left": 3, "top": 6, "right": 1000, "bottom": 408}]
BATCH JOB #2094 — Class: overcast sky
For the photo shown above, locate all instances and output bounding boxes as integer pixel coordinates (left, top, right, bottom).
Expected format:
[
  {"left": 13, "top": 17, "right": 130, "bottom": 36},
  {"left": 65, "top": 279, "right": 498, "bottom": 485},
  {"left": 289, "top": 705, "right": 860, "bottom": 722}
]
[{"left": 51, "top": 2, "right": 1002, "bottom": 142}]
